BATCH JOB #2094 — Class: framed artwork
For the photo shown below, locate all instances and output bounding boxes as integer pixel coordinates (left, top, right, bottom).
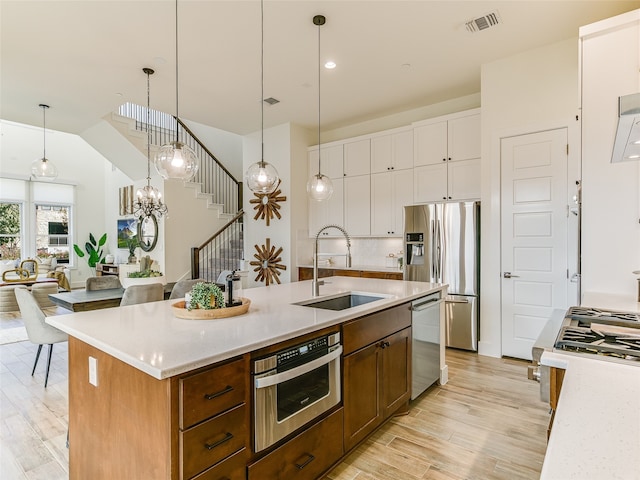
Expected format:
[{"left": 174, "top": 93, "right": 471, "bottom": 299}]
[
  {"left": 119, "top": 185, "right": 134, "bottom": 216},
  {"left": 117, "top": 218, "right": 137, "bottom": 248}
]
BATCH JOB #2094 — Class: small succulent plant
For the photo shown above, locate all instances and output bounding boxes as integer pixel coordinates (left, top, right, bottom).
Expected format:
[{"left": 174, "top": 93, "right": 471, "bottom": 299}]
[{"left": 188, "top": 282, "right": 225, "bottom": 310}]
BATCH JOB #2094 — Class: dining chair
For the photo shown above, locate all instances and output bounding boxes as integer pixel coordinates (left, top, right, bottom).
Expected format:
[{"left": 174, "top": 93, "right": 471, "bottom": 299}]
[
  {"left": 86, "top": 276, "right": 122, "bottom": 291},
  {"left": 169, "top": 278, "right": 205, "bottom": 300},
  {"left": 120, "top": 283, "right": 164, "bottom": 306},
  {"left": 14, "top": 288, "right": 68, "bottom": 388}
]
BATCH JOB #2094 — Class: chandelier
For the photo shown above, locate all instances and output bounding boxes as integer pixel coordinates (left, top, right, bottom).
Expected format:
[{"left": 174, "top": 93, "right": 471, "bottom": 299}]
[{"left": 134, "top": 67, "right": 168, "bottom": 219}]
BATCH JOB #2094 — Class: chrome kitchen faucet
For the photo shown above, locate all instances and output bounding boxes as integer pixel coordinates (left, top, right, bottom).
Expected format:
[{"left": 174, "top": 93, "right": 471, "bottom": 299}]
[{"left": 313, "top": 225, "right": 352, "bottom": 296}]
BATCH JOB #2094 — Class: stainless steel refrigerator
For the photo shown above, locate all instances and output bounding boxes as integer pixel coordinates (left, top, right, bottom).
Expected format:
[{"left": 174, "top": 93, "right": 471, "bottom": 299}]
[{"left": 404, "top": 202, "right": 480, "bottom": 351}]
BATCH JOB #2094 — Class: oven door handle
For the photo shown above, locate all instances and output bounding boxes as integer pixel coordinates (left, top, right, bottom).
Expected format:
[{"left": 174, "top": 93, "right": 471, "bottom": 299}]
[{"left": 254, "top": 345, "right": 343, "bottom": 389}]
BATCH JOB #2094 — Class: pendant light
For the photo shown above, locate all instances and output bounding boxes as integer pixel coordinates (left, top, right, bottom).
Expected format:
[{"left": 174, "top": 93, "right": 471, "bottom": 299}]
[
  {"left": 307, "top": 15, "right": 333, "bottom": 202},
  {"left": 154, "top": 0, "right": 198, "bottom": 181},
  {"left": 31, "top": 104, "right": 58, "bottom": 180},
  {"left": 244, "top": 0, "right": 280, "bottom": 195},
  {"left": 134, "top": 68, "right": 168, "bottom": 220}
]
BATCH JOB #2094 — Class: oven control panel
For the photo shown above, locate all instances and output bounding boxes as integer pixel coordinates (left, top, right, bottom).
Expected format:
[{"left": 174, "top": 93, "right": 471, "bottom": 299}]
[{"left": 277, "top": 336, "right": 328, "bottom": 366}]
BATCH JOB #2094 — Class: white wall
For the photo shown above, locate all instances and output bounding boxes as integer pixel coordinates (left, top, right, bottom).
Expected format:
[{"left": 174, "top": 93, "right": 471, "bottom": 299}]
[
  {"left": 580, "top": 10, "right": 640, "bottom": 298},
  {"left": 480, "top": 38, "right": 581, "bottom": 357},
  {"left": 183, "top": 119, "right": 244, "bottom": 180},
  {"left": 243, "top": 123, "right": 314, "bottom": 288},
  {"left": 0, "top": 120, "right": 112, "bottom": 287}
]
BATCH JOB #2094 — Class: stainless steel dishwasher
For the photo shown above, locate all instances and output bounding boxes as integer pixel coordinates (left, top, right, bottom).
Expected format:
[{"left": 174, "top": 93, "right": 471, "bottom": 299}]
[{"left": 411, "top": 291, "right": 443, "bottom": 400}]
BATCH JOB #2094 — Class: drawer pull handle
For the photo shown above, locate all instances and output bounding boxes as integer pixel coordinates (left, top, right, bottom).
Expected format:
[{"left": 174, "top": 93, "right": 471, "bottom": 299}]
[
  {"left": 204, "top": 385, "right": 233, "bottom": 400},
  {"left": 204, "top": 432, "right": 234, "bottom": 451},
  {"left": 295, "top": 453, "right": 315, "bottom": 470}
]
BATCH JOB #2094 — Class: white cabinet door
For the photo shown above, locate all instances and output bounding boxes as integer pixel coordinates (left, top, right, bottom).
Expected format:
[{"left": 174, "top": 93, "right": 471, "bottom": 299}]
[
  {"left": 371, "top": 135, "right": 392, "bottom": 174},
  {"left": 448, "top": 113, "right": 480, "bottom": 162},
  {"left": 344, "top": 139, "right": 370, "bottom": 177},
  {"left": 371, "top": 172, "right": 393, "bottom": 235},
  {"left": 414, "top": 121, "right": 447, "bottom": 167},
  {"left": 448, "top": 158, "right": 481, "bottom": 200},
  {"left": 392, "top": 169, "right": 414, "bottom": 235},
  {"left": 414, "top": 164, "right": 447, "bottom": 203},
  {"left": 309, "top": 178, "right": 344, "bottom": 237},
  {"left": 372, "top": 130, "right": 413, "bottom": 173},
  {"left": 344, "top": 175, "right": 370, "bottom": 236},
  {"left": 309, "top": 145, "right": 344, "bottom": 179},
  {"left": 392, "top": 130, "right": 414, "bottom": 171}
]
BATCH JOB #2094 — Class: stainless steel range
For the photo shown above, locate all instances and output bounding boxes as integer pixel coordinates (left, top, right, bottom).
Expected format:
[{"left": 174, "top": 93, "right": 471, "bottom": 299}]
[
  {"left": 554, "top": 306, "right": 640, "bottom": 364},
  {"left": 530, "top": 306, "right": 640, "bottom": 403}
]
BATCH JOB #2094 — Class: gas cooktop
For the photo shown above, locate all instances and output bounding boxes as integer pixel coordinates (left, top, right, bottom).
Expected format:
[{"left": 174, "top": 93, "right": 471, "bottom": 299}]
[{"left": 555, "top": 306, "right": 640, "bottom": 364}]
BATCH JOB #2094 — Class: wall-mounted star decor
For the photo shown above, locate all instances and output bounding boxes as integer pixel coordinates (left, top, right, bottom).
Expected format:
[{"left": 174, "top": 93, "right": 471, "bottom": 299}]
[
  {"left": 249, "top": 179, "right": 286, "bottom": 226},
  {"left": 249, "top": 238, "right": 287, "bottom": 286}
]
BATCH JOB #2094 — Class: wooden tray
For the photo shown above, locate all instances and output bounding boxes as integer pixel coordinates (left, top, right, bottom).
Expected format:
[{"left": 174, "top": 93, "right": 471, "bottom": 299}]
[{"left": 171, "top": 297, "right": 251, "bottom": 320}]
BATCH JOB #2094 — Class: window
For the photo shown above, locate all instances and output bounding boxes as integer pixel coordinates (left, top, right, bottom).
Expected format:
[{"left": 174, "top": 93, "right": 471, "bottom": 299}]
[
  {"left": 35, "top": 204, "right": 71, "bottom": 263},
  {"left": 0, "top": 202, "right": 22, "bottom": 260}
]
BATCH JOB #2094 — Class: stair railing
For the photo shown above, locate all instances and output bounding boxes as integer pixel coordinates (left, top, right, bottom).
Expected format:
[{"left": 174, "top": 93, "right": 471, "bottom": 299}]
[
  {"left": 191, "top": 210, "right": 244, "bottom": 283},
  {"left": 118, "top": 102, "right": 242, "bottom": 215}
]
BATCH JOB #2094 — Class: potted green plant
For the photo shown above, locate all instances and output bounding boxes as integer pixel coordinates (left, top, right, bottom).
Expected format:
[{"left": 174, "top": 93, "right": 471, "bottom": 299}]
[
  {"left": 188, "top": 282, "right": 225, "bottom": 310},
  {"left": 73, "top": 232, "right": 107, "bottom": 274},
  {"left": 127, "top": 237, "right": 139, "bottom": 264}
]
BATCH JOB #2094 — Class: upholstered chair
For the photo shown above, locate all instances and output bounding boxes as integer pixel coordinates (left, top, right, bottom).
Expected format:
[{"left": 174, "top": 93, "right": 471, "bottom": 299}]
[
  {"left": 169, "top": 278, "right": 205, "bottom": 300},
  {"left": 15, "top": 288, "right": 67, "bottom": 388},
  {"left": 120, "top": 283, "right": 164, "bottom": 307},
  {"left": 85, "top": 276, "right": 122, "bottom": 291}
]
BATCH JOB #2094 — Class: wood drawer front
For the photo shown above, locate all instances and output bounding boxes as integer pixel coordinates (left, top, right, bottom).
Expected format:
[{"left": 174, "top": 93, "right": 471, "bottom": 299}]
[
  {"left": 248, "top": 408, "right": 344, "bottom": 480},
  {"left": 180, "top": 357, "right": 246, "bottom": 429},
  {"left": 181, "top": 404, "right": 248, "bottom": 479},
  {"left": 342, "top": 303, "right": 411, "bottom": 355},
  {"left": 191, "top": 447, "right": 248, "bottom": 480}
]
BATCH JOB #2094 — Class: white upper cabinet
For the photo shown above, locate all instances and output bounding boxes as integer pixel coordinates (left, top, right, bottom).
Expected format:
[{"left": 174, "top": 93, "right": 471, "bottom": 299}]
[
  {"left": 371, "top": 169, "right": 414, "bottom": 236},
  {"left": 414, "top": 109, "right": 481, "bottom": 202},
  {"left": 344, "top": 139, "right": 371, "bottom": 177},
  {"left": 309, "top": 145, "right": 344, "bottom": 179},
  {"left": 371, "top": 129, "right": 413, "bottom": 173},
  {"left": 344, "top": 175, "right": 371, "bottom": 236},
  {"left": 309, "top": 178, "right": 344, "bottom": 237}
]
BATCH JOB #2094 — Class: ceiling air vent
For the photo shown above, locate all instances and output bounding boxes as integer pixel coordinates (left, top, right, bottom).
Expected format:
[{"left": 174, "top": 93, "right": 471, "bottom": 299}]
[
  {"left": 263, "top": 97, "right": 279, "bottom": 105},
  {"left": 465, "top": 10, "right": 501, "bottom": 33}
]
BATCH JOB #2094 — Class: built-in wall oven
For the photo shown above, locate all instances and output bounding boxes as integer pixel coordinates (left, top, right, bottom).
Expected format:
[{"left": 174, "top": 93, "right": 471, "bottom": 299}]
[{"left": 253, "top": 331, "right": 342, "bottom": 452}]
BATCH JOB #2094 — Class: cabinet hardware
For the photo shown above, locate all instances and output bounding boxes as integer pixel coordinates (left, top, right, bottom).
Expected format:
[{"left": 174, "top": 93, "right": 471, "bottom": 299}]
[
  {"left": 442, "top": 196, "right": 446, "bottom": 200},
  {"left": 295, "top": 453, "right": 315, "bottom": 469},
  {"left": 204, "top": 432, "right": 233, "bottom": 450},
  {"left": 442, "top": 158, "right": 446, "bottom": 162},
  {"left": 203, "top": 385, "right": 234, "bottom": 400}
]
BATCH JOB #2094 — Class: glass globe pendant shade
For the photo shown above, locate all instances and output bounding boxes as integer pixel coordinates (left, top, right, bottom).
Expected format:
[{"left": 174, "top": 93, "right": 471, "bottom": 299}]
[
  {"left": 31, "top": 157, "right": 58, "bottom": 180},
  {"left": 307, "top": 173, "right": 333, "bottom": 201},
  {"left": 154, "top": 141, "right": 198, "bottom": 180},
  {"left": 245, "top": 160, "right": 279, "bottom": 194}
]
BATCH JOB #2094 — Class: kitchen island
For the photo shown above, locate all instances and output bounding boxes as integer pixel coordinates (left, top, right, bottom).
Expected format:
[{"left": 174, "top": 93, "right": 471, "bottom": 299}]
[
  {"left": 540, "top": 292, "right": 640, "bottom": 480},
  {"left": 47, "top": 277, "right": 446, "bottom": 480}
]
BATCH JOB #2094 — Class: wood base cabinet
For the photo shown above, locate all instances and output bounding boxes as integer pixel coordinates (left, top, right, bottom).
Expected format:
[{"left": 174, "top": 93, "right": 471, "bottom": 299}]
[
  {"left": 298, "top": 267, "right": 402, "bottom": 281},
  {"left": 342, "top": 303, "right": 412, "bottom": 452},
  {"left": 248, "top": 409, "right": 344, "bottom": 480}
]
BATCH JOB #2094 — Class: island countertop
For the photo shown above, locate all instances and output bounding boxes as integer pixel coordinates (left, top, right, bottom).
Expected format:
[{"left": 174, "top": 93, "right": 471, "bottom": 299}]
[{"left": 46, "top": 276, "right": 445, "bottom": 380}]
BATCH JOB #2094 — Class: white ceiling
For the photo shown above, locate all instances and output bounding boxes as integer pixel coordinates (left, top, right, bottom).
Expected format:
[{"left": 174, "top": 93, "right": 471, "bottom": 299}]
[{"left": 1, "top": 0, "right": 638, "bottom": 137}]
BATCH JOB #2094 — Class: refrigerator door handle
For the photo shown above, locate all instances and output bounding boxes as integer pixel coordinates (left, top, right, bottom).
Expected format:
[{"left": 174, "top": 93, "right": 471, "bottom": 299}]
[
  {"left": 436, "top": 220, "right": 442, "bottom": 281},
  {"left": 430, "top": 219, "right": 437, "bottom": 279},
  {"left": 446, "top": 297, "right": 469, "bottom": 304}
]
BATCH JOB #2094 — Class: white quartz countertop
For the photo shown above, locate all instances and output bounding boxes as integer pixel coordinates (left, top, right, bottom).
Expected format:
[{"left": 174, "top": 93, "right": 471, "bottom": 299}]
[
  {"left": 540, "top": 351, "right": 640, "bottom": 480},
  {"left": 46, "top": 277, "right": 444, "bottom": 380}
]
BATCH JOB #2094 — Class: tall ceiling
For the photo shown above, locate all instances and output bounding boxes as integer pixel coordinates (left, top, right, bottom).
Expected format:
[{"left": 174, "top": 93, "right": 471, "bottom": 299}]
[{"left": 1, "top": 1, "right": 638, "bottom": 137}]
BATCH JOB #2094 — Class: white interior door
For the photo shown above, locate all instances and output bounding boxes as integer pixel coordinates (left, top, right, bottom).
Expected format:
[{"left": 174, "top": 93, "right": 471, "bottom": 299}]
[{"left": 501, "top": 128, "right": 568, "bottom": 360}]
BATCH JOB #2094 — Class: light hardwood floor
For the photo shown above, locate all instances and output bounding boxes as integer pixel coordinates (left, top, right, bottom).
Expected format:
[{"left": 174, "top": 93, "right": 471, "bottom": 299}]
[{"left": 0, "top": 310, "right": 549, "bottom": 480}]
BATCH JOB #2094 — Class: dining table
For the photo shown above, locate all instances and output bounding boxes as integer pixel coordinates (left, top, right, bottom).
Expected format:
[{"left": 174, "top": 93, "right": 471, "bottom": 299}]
[{"left": 48, "top": 283, "right": 175, "bottom": 312}]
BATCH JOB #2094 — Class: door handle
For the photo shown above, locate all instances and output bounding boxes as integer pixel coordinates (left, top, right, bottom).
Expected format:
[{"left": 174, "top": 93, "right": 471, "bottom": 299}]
[{"left": 503, "top": 272, "right": 520, "bottom": 278}]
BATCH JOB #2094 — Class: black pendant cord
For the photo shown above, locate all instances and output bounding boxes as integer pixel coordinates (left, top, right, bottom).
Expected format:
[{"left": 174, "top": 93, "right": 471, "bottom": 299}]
[
  {"left": 260, "top": 0, "right": 265, "bottom": 167},
  {"left": 175, "top": 0, "right": 179, "bottom": 143},
  {"left": 145, "top": 68, "right": 152, "bottom": 185}
]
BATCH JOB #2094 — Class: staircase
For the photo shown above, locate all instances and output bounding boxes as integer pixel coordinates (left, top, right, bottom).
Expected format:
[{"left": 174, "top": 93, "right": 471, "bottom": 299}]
[{"left": 104, "top": 103, "right": 245, "bottom": 283}]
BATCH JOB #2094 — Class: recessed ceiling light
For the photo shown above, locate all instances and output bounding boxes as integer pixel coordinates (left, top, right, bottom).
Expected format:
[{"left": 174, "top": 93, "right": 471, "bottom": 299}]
[{"left": 324, "top": 61, "right": 336, "bottom": 69}]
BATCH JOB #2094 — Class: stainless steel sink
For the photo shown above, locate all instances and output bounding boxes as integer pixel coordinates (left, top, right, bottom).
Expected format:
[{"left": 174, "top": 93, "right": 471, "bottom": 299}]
[{"left": 295, "top": 292, "right": 388, "bottom": 311}]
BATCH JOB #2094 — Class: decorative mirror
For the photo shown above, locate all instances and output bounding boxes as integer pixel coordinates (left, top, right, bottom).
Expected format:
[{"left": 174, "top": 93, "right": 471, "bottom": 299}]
[{"left": 137, "top": 214, "right": 158, "bottom": 252}]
